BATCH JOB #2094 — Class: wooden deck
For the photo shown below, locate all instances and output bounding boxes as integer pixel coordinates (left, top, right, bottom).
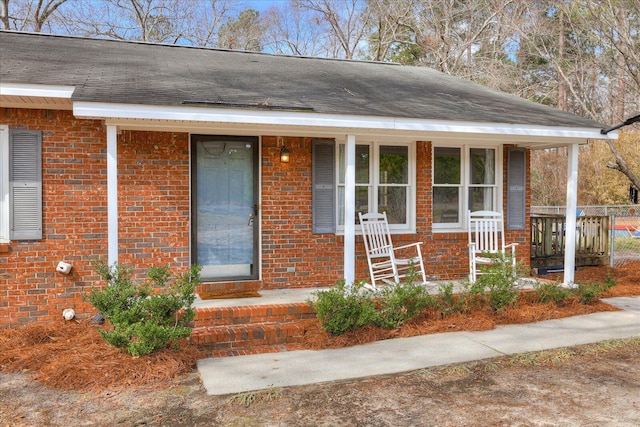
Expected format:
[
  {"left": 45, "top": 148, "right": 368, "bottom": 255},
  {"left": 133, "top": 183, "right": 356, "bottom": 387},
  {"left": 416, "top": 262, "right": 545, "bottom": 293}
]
[{"left": 531, "top": 214, "right": 610, "bottom": 268}]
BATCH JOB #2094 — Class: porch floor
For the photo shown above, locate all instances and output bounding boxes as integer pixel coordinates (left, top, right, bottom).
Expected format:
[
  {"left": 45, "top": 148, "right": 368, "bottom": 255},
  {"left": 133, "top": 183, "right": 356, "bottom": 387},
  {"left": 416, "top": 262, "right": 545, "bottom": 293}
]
[
  {"left": 192, "top": 287, "right": 330, "bottom": 310},
  {"left": 192, "top": 278, "right": 538, "bottom": 309}
]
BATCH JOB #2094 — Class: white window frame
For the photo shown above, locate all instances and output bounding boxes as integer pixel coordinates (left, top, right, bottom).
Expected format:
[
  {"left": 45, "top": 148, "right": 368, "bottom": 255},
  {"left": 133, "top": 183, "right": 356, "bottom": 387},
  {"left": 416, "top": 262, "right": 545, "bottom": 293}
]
[
  {"left": 432, "top": 143, "right": 503, "bottom": 232},
  {"left": 337, "top": 141, "right": 416, "bottom": 234},
  {"left": 0, "top": 125, "right": 9, "bottom": 243}
]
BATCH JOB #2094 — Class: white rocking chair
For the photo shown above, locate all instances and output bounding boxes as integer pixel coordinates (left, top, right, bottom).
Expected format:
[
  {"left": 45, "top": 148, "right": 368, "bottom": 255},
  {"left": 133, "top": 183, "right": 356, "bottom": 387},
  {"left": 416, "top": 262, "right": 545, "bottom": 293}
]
[
  {"left": 359, "top": 212, "right": 427, "bottom": 288},
  {"left": 468, "top": 210, "right": 518, "bottom": 283}
]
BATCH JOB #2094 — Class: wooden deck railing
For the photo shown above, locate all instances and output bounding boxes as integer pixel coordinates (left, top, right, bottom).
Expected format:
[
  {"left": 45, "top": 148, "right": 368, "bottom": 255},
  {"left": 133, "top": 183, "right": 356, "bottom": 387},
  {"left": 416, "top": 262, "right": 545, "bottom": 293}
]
[{"left": 531, "top": 215, "right": 609, "bottom": 267}]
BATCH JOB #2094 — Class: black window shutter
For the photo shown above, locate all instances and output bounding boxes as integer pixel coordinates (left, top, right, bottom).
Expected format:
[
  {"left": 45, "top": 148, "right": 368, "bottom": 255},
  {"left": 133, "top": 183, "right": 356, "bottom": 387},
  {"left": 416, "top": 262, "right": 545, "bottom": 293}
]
[
  {"left": 312, "top": 139, "right": 335, "bottom": 234},
  {"left": 506, "top": 147, "right": 526, "bottom": 230},
  {"left": 9, "top": 129, "right": 43, "bottom": 240}
]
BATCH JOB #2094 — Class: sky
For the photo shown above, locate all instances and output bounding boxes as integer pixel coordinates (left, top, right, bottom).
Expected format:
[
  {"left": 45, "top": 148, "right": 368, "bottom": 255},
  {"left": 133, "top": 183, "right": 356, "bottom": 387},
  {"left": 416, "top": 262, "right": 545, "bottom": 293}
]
[{"left": 244, "top": 0, "right": 288, "bottom": 12}]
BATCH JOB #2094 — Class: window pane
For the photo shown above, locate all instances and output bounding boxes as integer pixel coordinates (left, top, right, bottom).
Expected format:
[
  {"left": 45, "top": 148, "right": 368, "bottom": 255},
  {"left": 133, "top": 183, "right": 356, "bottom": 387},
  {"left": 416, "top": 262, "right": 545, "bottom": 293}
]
[
  {"left": 379, "top": 145, "right": 408, "bottom": 184},
  {"left": 469, "top": 187, "right": 494, "bottom": 212},
  {"left": 356, "top": 145, "right": 370, "bottom": 184},
  {"left": 378, "top": 186, "right": 407, "bottom": 224},
  {"left": 434, "top": 147, "right": 461, "bottom": 184},
  {"left": 338, "top": 144, "right": 345, "bottom": 185},
  {"left": 433, "top": 187, "right": 460, "bottom": 223},
  {"left": 339, "top": 144, "right": 370, "bottom": 184},
  {"left": 338, "top": 185, "right": 370, "bottom": 225},
  {"left": 470, "top": 148, "right": 495, "bottom": 185}
]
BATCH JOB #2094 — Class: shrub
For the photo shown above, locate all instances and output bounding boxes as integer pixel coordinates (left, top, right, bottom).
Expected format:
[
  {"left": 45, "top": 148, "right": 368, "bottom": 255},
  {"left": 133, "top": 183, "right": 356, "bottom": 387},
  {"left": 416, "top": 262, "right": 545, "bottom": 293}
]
[
  {"left": 602, "top": 271, "right": 617, "bottom": 291},
  {"left": 573, "top": 282, "right": 602, "bottom": 305},
  {"left": 311, "top": 281, "right": 377, "bottom": 335},
  {"left": 88, "top": 261, "right": 201, "bottom": 356},
  {"left": 375, "top": 280, "right": 433, "bottom": 329},
  {"left": 434, "top": 282, "right": 465, "bottom": 315},
  {"left": 470, "top": 253, "right": 522, "bottom": 311},
  {"left": 534, "top": 281, "right": 571, "bottom": 304}
]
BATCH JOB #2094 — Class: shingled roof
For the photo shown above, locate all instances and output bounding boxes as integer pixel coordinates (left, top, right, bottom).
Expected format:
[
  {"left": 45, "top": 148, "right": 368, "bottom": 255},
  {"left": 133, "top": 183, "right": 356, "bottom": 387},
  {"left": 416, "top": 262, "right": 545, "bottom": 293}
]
[{"left": 1, "top": 30, "right": 602, "bottom": 129}]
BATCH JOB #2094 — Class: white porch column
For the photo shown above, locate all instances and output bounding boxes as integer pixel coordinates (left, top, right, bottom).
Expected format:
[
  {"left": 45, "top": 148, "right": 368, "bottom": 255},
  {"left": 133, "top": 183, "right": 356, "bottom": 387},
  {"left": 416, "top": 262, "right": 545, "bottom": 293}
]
[
  {"left": 344, "top": 134, "right": 356, "bottom": 285},
  {"left": 563, "top": 143, "right": 579, "bottom": 285},
  {"left": 107, "top": 125, "right": 118, "bottom": 266}
]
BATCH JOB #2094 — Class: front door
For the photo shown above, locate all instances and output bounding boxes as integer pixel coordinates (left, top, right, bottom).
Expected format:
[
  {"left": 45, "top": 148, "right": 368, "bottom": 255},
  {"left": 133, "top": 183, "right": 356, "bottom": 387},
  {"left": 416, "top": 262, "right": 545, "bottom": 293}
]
[{"left": 191, "top": 135, "right": 259, "bottom": 281}]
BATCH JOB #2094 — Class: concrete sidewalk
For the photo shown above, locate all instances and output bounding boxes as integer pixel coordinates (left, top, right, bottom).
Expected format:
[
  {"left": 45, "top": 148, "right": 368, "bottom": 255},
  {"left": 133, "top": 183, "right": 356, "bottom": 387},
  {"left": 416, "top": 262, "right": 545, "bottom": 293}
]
[{"left": 197, "top": 297, "right": 640, "bottom": 396}]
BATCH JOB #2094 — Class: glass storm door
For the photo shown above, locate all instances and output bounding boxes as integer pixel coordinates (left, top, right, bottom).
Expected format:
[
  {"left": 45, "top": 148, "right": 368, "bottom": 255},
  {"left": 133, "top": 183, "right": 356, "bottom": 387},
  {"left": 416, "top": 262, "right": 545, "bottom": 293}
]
[{"left": 192, "top": 135, "right": 259, "bottom": 281}]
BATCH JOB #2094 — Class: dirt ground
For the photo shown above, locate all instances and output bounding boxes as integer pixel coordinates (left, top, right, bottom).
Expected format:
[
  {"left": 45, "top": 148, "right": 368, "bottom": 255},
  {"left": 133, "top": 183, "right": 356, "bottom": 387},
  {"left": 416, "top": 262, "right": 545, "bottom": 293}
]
[
  {"left": 2, "top": 263, "right": 640, "bottom": 426},
  {"left": 2, "top": 338, "right": 640, "bottom": 426}
]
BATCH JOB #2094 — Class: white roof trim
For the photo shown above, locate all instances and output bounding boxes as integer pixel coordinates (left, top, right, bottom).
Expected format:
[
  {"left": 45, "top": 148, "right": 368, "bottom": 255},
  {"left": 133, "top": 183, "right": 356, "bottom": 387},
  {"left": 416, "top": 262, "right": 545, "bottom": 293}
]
[
  {"left": 74, "top": 102, "right": 611, "bottom": 141},
  {"left": 0, "top": 83, "right": 75, "bottom": 99}
]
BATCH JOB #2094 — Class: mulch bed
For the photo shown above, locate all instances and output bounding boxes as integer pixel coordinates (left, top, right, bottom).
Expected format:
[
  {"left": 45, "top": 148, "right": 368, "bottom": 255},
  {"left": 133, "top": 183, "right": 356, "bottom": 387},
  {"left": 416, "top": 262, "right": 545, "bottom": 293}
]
[
  {"left": 298, "top": 295, "right": 620, "bottom": 351},
  {"left": 0, "top": 321, "right": 205, "bottom": 392},
  {"left": 1, "top": 261, "right": 639, "bottom": 392}
]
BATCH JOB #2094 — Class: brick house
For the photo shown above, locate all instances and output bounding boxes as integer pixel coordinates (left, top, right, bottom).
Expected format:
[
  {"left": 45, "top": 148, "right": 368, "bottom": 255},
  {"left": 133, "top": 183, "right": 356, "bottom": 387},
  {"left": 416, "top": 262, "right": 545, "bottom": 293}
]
[{"left": 0, "top": 31, "right": 609, "bottom": 328}]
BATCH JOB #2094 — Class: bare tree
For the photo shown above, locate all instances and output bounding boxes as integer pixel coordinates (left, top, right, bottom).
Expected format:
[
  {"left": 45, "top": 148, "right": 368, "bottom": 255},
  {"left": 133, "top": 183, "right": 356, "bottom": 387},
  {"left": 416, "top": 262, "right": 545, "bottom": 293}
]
[
  {"left": 184, "top": 0, "right": 237, "bottom": 47},
  {"left": 362, "top": 0, "right": 418, "bottom": 61},
  {"left": 295, "top": 0, "right": 371, "bottom": 59},
  {"left": 262, "top": 0, "right": 329, "bottom": 56},
  {"left": 1, "top": 0, "right": 68, "bottom": 32},
  {"left": 216, "top": 8, "right": 266, "bottom": 51},
  {"left": 64, "top": 0, "right": 192, "bottom": 43}
]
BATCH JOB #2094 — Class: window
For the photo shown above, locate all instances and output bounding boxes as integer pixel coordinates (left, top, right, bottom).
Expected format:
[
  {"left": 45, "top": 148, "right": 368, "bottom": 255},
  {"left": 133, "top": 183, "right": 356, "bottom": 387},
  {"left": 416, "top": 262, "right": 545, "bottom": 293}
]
[
  {"left": 433, "top": 145, "right": 499, "bottom": 230},
  {"left": 337, "top": 142, "right": 415, "bottom": 232},
  {"left": 0, "top": 125, "right": 8, "bottom": 242},
  {"left": 1, "top": 127, "right": 43, "bottom": 241}
]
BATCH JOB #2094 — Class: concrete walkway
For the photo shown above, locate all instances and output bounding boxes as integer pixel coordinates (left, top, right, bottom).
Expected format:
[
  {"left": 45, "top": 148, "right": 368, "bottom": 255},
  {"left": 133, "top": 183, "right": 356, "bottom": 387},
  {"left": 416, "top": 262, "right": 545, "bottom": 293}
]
[{"left": 197, "top": 297, "right": 640, "bottom": 396}]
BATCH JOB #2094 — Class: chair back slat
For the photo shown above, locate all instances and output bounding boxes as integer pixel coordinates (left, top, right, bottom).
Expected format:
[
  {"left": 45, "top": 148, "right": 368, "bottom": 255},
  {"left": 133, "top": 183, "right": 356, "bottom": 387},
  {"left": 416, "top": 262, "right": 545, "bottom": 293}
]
[
  {"left": 359, "top": 211, "right": 427, "bottom": 287},
  {"left": 360, "top": 212, "right": 392, "bottom": 256},
  {"left": 469, "top": 210, "right": 505, "bottom": 254}
]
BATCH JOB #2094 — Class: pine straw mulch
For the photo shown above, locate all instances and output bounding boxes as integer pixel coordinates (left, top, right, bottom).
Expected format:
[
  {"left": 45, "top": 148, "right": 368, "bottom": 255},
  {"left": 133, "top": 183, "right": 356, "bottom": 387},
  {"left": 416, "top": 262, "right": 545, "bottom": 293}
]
[
  {"left": 299, "top": 294, "right": 620, "bottom": 350},
  {"left": 1, "top": 261, "right": 639, "bottom": 392},
  {"left": 0, "top": 320, "right": 206, "bottom": 392}
]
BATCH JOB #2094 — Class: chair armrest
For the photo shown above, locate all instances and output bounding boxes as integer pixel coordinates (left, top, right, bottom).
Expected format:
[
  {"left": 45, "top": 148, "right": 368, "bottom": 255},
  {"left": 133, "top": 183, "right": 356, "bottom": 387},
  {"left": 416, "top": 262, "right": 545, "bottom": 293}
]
[{"left": 393, "top": 242, "right": 423, "bottom": 251}]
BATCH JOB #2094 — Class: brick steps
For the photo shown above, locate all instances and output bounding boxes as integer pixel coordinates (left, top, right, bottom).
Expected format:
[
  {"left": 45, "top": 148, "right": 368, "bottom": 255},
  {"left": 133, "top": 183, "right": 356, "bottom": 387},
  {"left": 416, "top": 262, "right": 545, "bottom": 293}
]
[
  {"left": 191, "top": 301, "right": 317, "bottom": 356},
  {"left": 193, "top": 302, "right": 314, "bottom": 328}
]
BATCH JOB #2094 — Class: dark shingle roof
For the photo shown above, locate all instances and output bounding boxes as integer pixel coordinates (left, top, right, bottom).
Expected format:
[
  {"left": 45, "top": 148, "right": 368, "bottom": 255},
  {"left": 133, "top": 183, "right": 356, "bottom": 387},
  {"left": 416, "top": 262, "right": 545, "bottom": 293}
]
[{"left": 0, "top": 31, "right": 602, "bottom": 129}]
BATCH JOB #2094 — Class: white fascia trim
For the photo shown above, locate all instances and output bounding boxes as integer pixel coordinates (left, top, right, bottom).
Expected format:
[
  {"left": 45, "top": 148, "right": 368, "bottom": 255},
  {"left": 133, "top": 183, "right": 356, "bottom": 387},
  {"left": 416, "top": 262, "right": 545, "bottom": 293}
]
[
  {"left": 73, "top": 102, "right": 609, "bottom": 140},
  {"left": 0, "top": 83, "right": 75, "bottom": 99}
]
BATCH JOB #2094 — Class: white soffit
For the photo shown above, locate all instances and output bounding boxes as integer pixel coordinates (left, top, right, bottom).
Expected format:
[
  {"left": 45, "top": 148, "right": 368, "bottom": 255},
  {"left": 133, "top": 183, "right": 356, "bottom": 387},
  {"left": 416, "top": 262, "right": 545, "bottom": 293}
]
[{"left": 0, "top": 83, "right": 75, "bottom": 110}]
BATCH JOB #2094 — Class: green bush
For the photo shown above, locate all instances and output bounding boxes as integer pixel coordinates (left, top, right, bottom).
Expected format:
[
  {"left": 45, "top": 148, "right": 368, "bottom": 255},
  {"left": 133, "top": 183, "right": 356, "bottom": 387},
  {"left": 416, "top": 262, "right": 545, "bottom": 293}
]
[
  {"left": 534, "top": 281, "right": 571, "bottom": 304},
  {"left": 470, "top": 254, "right": 522, "bottom": 311},
  {"left": 434, "top": 282, "right": 466, "bottom": 315},
  {"left": 573, "top": 282, "right": 602, "bottom": 305},
  {"left": 375, "top": 280, "right": 433, "bottom": 329},
  {"left": 602, "top": 271, "right": 617, "bottom": 291},
  {"left": 88, "top": 261, "right": 201, "bottom": 356},
  {"left": 311, "top": 281, "right": 377, "bottom": 335}
]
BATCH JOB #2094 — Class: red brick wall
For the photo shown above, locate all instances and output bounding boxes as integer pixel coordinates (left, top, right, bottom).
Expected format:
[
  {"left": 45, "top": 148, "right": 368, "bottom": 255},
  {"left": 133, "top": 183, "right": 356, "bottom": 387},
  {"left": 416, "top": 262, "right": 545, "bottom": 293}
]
[
  {"left": 1, "top": 109, "right": 107, "bottom": 327},
  {"left": 116, "top": 130, "right": 191, "bottom": 275},
  {"left": 0, "top": 109, "right": 531, "bottom": 327},
  {"left": 261, "top": 136, "right": 345, "bottom": 288},
  {"left": 260, "top": 138, "right": 530, "bottom": 285}
]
